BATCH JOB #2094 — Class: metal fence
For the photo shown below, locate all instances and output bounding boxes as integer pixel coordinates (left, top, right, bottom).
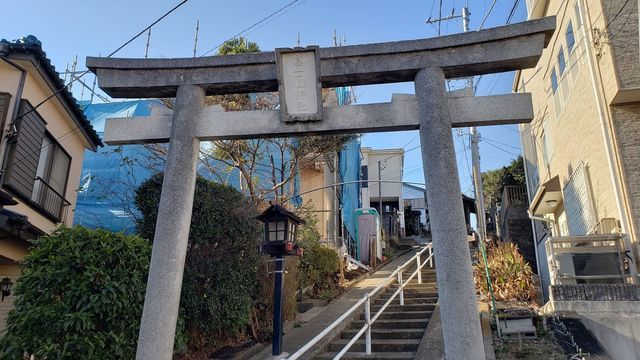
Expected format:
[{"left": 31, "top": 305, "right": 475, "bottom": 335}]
[
  {"left": 287, "top": 244, "right": 434, "bottom": 360},
  {"left": 545, "top": 234, "right": 638, "bottom": 286},
  {"left": 32, "top": 177, "right": 70, "bottom": 222}
]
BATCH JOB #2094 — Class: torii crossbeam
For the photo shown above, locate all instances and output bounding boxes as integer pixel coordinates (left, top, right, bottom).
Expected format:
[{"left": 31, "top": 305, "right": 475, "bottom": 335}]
[{"left": 88, "top": 17, "right": 555, "bottom": 360}]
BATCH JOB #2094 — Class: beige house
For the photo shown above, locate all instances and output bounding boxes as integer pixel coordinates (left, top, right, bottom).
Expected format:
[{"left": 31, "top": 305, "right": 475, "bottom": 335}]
[
  {"left": 516, "top": 1, "right": 640, "bottom": 357},
  {"left": 298, "top": 153, "right": 341, "bottom": 246},
  {"left": 0, "top": 36, "right": 101, "bottom": 331}
]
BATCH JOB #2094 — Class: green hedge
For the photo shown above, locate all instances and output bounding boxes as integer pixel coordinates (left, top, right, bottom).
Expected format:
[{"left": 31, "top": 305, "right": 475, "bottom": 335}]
[
  {"left": 0, "top": 226, "right": 151, "bottom": 360},
  {"left": 135, "top": 174, "right": 262, "bottom": 349}
]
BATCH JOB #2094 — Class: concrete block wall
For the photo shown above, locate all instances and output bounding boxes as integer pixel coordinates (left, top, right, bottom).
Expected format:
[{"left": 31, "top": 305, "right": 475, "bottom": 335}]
[
  {"left": 612, "top": 103, "right": 640, "bottom": 253},
  {"left": 604, "top": 0, "right": 640, "bottom": 92}
]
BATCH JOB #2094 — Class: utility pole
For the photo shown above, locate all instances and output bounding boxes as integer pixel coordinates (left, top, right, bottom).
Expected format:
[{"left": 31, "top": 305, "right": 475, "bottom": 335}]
[
  {"left": 426, "top": 3, "right": 487, "bottom": 241},
  {"left": 378, "top": 160, "right": 384, "bottom": 228}
]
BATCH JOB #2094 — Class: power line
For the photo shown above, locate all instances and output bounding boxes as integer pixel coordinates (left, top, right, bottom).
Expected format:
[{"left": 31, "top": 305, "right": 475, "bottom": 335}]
[
  {"left": 2, "top": 0, "right": 191, "bottom": 174},
  {"left": 483, "top": 140, "right": 521, "bottom": 157},
  {"left": 481, "top": 137, "right": 521, "bottom": 151},
  {"left": 605, "top": 0, "right": 632, "bottom": 30},
  {"left": 9, "top": 0, "right": 190, "bottom": 127},
  {"left": 506, "top": 0, "right": 521, "bottom": 24},
  {"left": 478, "top": 0, "right": 498, "bottom": 30},
  {"left": 200, "top": 0, "right": 308, "bottom": 56}
]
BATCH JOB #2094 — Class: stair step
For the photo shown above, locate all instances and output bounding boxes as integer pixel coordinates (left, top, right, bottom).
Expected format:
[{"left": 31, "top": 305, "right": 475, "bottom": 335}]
[
  {"left": 340, "top": 328, "right": 425, "bottom": 340},
  {"left": 351, "top": 318, "right": 428, "bottom": 329},
  {"left": 327, "top": 339, "right": 421, "bottom": 352},
  {"left": 371, "top": 304, "right": 435, "bottom": 312},
  {"left": 379, "top": 291, "right": 438, "bottom": 299},
  {"left": 360, "top": 310, "right": 432, "bottom": 320},
  {"left": 314, "top": 351, "right": 416, "bottom": 359},
  {"left": 389, "top": 283, "right": 437, "bottom": 289},
  {"left": 374, "top": 297, "right": 438, "bottom": 305}
]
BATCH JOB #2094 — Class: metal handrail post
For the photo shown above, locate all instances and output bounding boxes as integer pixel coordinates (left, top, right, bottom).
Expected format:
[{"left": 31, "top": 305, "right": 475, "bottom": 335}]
[
  {"left": 416, "top": 254, "right": 422, "bottom": 284},
  {"left": 397, "top": 266, "right": 404, "bottom": 306},
  {"left": 428, "top": 245, "right": 433, "bottom": 267},
  {"left": 364, "top": 295, "right": 372, "bottom": 354}
]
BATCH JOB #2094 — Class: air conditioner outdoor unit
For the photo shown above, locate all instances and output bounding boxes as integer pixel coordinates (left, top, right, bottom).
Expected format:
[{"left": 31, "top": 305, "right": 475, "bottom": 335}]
[{"left": 590, "top": 218, "right": 620, "bottom": 235}]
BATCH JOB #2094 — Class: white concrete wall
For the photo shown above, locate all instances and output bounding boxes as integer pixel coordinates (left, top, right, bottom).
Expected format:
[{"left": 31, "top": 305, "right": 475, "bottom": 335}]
[{"left": 546, "top": 300, "right": 640, "bottom": 360}]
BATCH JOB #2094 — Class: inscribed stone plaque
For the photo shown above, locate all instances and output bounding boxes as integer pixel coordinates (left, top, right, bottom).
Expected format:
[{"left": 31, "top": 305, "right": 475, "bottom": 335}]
[{"left": 275, "top": 46, "right": 322, "bottom": 122}]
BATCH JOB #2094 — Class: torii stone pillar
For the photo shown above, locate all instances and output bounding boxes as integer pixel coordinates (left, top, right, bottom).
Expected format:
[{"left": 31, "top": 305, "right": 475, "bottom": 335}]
[
  {"left": 87, "top": 16, "right": 555, "bottom": 360},
  {"left": 136, "top": 85, "right": 205, "bottom": 358},
  {"left": 416, "top": 68, "right": 484, "bottom": 356}
]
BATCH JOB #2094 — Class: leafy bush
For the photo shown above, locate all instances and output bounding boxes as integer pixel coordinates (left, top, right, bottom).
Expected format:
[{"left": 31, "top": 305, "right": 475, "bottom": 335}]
[
  {"left": 0, "top": 227, "right": 151, "bottom": 359},
  {"left": 295, "top": 202, "right": 340, "bottom": 296},
  {"left": 135, "top": 174, "right": 262, "bottom": 351},
  {"left": 474, "top": 241, "right": 534, "bottom": 302}
]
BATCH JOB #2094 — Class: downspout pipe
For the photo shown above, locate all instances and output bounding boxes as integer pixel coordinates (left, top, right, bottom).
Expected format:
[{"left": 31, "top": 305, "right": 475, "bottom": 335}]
[
  {"left": 528, "top": 211, "right": 555, "bottom": 225},
  {"left": 0, "top": 54, "right": 27, "bottom": 188}
]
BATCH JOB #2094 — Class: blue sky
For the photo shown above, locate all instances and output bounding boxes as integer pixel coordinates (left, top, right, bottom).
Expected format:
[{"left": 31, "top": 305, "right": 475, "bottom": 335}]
[{"left": 2, "top": 0, "right": 528, "bottom": 197}]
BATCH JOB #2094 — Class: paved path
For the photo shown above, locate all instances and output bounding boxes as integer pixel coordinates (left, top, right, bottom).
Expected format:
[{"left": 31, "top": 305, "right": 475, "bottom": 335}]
[{"left": 250, "top": 248, "right": 421, "bottom": 360}]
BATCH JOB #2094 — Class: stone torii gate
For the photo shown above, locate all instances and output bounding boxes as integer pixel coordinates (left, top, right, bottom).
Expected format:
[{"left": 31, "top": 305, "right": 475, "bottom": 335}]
[{"left": 88, "top": 17, "right": 554, "bottom": 360}]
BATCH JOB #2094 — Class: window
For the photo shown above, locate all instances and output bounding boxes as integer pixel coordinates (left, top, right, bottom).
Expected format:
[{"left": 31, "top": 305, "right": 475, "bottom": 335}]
[
  {"left": 31, "top": 134, "right": 71, "bottom": 212},
  {"left": 566, "top": 22, "right": 575, "bottom": 54},
  {"left": 268, "top": 220, "right": 286, "bottom": 241},
  {"left": 3, "top": 101, "right": 71, "bottom": 221},
  {"left": 557, "top": 48, "right": 566, "bottom": 75},
  {"left": 550, "top": 68, "right": 559, "bottom": 93},
  {"left": 574, "top": 2, "right": 582, "bottom": 28},
  {"left": 360, "top": 165, "right": 368, "bottom": 188},
  {"left": 563, "top": 162, "right": 596, "bottom": 235}
]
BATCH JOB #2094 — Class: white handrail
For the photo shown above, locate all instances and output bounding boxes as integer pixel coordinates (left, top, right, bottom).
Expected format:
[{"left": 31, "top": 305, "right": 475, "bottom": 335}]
[{"left": 287, "top": 243, "right": 434, "bottom": 360}]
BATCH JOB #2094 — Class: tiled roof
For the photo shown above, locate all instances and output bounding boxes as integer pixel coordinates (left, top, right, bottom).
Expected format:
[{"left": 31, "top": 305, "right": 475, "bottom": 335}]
[{"left": 0, "top": 36, "right": 103, "bottom": 148}]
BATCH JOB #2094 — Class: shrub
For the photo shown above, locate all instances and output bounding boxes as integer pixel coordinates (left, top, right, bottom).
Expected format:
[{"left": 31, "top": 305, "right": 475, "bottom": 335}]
[
  {"left": 0, "top": 227, "right": 151, "bottom": 360},
  {"left": 135, "top": 174, "right": 262, "bottom": 350},
  {"left": 474, "top": 241, "right": 534, "bottom": 302},
  {"left": 295, "top": 202, "right": 341, "bottom": 296},
  {"left": 301, "top": 246, "right": 340, "bottom": 293}
]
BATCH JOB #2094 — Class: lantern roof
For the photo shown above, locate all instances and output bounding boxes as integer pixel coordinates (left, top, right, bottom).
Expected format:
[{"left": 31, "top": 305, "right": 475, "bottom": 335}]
[{"left": 256, "top": 203, "right": 305, "bottom": 225}]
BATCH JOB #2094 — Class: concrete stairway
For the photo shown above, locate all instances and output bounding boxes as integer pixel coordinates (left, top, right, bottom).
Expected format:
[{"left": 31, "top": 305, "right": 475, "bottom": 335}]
[{"left": 314, "top": 267, "right": 437, "bottom": 359}]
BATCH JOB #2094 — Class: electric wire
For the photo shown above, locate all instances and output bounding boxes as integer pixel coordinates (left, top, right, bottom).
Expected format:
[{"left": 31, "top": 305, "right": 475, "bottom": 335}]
[
  {"left": 199, "top": 0, "right": 307, "bottom": 56},
  {"left": 2, "top": 0, "right": 191, "bottom": 173},
  {"left": 12, "top": 0, "right": 189, "bottom": 124}
]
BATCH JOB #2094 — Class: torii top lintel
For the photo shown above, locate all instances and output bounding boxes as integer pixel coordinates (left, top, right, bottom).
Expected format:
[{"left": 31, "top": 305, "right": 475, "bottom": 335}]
[{"left": 87, "top": 17, "right": 555, "bottom": 98}]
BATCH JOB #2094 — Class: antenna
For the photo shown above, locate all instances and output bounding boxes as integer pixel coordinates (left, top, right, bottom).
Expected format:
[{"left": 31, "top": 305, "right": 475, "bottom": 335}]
[
  {"left": 297, "top": 32, "right": 300, "bottom": 47},
  {"left": 333, "top": 29, "right": 337, "bottom": 47},
  {"left": 68, "top": 55, "right": 78, "bottom": 92},
  {"left": 145, "top": 28, "right": 151, "bottom": 58},
  {"left": 193, "top": 20, "right": 200, "bottom": 57}
]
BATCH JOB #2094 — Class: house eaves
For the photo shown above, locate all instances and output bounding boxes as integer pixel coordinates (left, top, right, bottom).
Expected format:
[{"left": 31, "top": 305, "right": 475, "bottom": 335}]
[{"left": 0, "top": 36, "right": 103, "bottom": 150}]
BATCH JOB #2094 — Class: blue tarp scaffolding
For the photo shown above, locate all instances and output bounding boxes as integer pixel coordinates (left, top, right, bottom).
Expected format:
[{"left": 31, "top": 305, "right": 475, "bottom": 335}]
[
  {"left": 75, "top": 100, "right": 300, "bottom": 233},
  {"left": 335, "top": 87, "right": 361, "bottom": 252}
]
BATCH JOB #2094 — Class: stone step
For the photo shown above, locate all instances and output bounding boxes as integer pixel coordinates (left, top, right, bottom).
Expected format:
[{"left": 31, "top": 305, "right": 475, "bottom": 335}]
[
  {"left": 371, "top": 303, "right": 435, "bottom": 312},
  {"left": 374, "top": 296, "right": 438, "bottom": 305},
  {"left": 359, "top": 310, "right": 432, "bottom": 320},
  {"left": 379, "top": 291, "right": 438, "bottom": 299},
  {"left": 327, "top": 339, "right": 421, "bottom": 352},
  {"left": 388, "top": 283, "right": 437, "bottom": 289},
  {"left": 351, "top": 318, "right": 428, "bottom": 329},
  {"left": 314, "top": 351, "right": 416, "bottom": 359},
  {"left": 340, "top": 328, "right": 425, "bottom": 340},
  {"left": 384, "top": 286, "right": 437, "bottom": 292}
]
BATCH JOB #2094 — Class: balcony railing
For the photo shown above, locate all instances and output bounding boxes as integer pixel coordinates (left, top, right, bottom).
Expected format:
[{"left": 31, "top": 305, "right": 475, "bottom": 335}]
[
  {"left": 497, "top": 185, "right": 528, "bottom": 236},
  {"left": 32, "top": 177, "right": 70, "bottom": 223},
  {"left": 545, "top": 234, "right": 638, "bottom": 286}
]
